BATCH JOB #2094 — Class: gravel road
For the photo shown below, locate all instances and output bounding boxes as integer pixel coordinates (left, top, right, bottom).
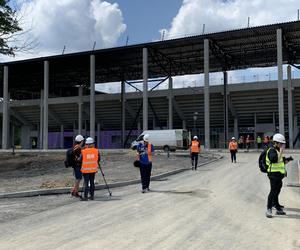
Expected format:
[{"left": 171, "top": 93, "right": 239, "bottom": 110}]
[{"left": 0, "top": 152, "right": 299, "bottom": 250}]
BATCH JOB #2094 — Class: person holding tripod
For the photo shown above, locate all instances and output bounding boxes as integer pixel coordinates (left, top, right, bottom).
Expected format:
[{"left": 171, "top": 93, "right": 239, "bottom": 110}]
[
  {"left": 80, "top": 137, "right": 100, "bottom": 201},
  {"left": 136, "top": 134, "right": 154, "bottom": 193}
]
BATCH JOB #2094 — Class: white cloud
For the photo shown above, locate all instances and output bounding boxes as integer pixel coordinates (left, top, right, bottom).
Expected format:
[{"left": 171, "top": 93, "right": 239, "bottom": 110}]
[
  {"left": 2, "top": 0, "right": 126, "bottom": 61},
  {"left": 164, "top": 0, "right": 299, "bottom": 39}
]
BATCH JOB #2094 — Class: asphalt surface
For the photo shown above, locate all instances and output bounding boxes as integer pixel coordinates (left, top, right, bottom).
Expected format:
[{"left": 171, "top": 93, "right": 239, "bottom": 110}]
[{"left": 0, "top": 152, "right": 300, "bottom": 250}]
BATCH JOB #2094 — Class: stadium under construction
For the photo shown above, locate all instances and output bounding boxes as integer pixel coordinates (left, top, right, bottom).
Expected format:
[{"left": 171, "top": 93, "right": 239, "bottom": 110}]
[{"left": 1, "top": 20, "right": 300, "bottom": 149}]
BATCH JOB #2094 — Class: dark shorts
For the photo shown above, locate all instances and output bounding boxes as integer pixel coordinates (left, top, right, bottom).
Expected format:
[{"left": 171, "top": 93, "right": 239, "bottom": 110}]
[{"left": 73, "top": 166, "right": 82, "bottom": 180}]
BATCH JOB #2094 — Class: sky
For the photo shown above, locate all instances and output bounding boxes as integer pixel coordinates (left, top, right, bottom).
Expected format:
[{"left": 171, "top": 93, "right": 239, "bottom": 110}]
[{"left": 4, "top": 0, "right": 300, "bottom": 92}]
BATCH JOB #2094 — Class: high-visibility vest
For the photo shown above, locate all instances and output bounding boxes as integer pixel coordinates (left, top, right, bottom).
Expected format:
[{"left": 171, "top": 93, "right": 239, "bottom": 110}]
[
  {"left": 256, "top": 137, "right": 262, "bottom": 143},
  {"left": 137, "top": 143, "right": 153, "bottom": 162},
  {"left": 229, "top": 141, "right": 237, "bottom": 150},
  {"left": 81, "top": 147, "right": 99, "bottom": 173},
  {"left": 190, "top": 140, "right": 200, "bottom": 153},
  {"left": 266, "top": 148, "right": 286, "bottom": 174}
]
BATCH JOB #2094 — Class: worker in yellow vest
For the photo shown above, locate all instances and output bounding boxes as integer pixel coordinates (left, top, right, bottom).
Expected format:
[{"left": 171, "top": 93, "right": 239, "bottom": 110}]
[
  {"left": 80, "top": 137, "right": 100, "bottom": 201},
  {"left": 228, "top": 137, "right": 238, "bottom": 163},
  {"left": 265, "top": 133, "right": 293, "bottom": 218},
  {"left": 190, "top": 136, "right": 201, "bottom": 170}
]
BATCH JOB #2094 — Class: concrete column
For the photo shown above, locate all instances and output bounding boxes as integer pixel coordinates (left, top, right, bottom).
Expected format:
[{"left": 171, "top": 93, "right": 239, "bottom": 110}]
[
  {"left": 204, "top": 39, "right": 210, "bottom": 149},
  {"left": 2, "top": 66, "right": 8, "bottom": 149},
  {"left": 294, "top": 115, "right": 298, "bottom": 148},
  {"left": 78, "top": 86, "right": 83, "bottom": 135},
  {"left": 121, "top": 81, "right": 125, "bottom": 147},
  {"left": 39, "top": 90, "right": 43, "bottom": 149},
  {"left": 254, "top": 113, "right": 257, "bottom": 142},
  {"left": 73, "top": 121, "right": 76, "bottom": 140},
  {"left": 223, "top": 71, "right": 228, "bottom": 148},
  {"left": 234, "top": 118, "right": 238, "bottom": 140},
  {"left": 21, "top": 126, "right": 30, "bottom": 149},
  {"left": 168, "top": 77, "right": 173, "bottom": 129},
  {"left": 90, "top": 54, "right": 96, "bottom": 139},
  {"left": 153, "top": 117, "right": 156, "bottom": 129},
  {"left": 143, "top": 48, "right": 148, "bottom": 130},
  {"left": 277, "top": 29, "right": 285, "bottom": 135},
  {"left": 182, "top": 120, "right": 186, "bottom": 129},
  {"left": 43, "top": 61, "right": 49, "bottom": 150},
  {"left": 60, "top": 124, "right": 64, "bottom": 149},
  {"left": 287, "top": 65, "right": 293, "bottom": 149},
  {"left": 97, "top": 122, "right": 101, "bottom": 149}
]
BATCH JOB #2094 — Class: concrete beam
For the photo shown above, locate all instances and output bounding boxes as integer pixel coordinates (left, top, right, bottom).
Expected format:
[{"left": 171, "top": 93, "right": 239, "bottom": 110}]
[{"left": 8, "top": 79, "right": 300, "bottom": 108}]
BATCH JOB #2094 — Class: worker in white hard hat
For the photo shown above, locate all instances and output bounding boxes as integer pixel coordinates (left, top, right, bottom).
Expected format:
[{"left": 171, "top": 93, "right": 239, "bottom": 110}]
[
  {"left": 265, "top": 133, "right": 293, "bottom": 218},
  {"left": 190, "top": 135, "right": 200, "bottom": 170},
  {"left": 228, "top": 137, "right": 238, "bottom": 163},
  {"left": 71, "top": 134, "right": 84, "bottom": 198},
  {"left": 136, "top": 134, "right": 154, "bottom": 193},
  {"left": 80, "top": 137, "right": 100, "bottom": 201}
]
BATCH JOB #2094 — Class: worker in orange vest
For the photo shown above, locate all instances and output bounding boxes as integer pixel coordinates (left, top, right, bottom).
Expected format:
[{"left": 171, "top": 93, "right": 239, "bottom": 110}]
[
  {"left": 136, "top": 134, "right": 154, "bottom": 193},
  {"left": 228, "top": 137, "right": 238, "bottom": 163},
  {"left": 80, "top": 137, "right": 100, "bottom": 201},
  {"left": 190, "top": 136, "right": 201, "bottom": 170}
]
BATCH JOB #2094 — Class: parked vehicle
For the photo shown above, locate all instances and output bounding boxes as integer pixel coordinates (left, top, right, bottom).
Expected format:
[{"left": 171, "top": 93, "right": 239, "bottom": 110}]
[{"left": 131, "top": 129, "right": 189, "bottom": 151}]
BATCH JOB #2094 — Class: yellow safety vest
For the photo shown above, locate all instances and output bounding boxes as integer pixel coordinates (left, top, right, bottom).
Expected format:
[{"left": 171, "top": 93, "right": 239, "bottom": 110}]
[{"left": 266, "top": 148, "right": 286, "bottom": 174}]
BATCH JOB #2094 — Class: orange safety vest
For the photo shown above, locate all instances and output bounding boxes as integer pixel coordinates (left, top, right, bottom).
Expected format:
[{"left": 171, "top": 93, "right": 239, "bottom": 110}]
[
  {"left": 190, "top": 140, "right": 200, "bottom": 153},
  {"left": 81, "top": 147, "right": 99, "bottom": 173},
  {"left": 229, "top": 141, "right": 237, "bottom": 150},
  {"left": 137, "top": 143, "right": 153, "bottom": 162}
]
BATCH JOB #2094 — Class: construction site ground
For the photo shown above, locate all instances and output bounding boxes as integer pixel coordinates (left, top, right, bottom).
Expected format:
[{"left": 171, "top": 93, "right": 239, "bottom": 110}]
[
  {"left": 0, "top": 150, "right": 213, "bottom": 194},
  {"left": 0, "top": 152, "right": 300, "bottom": 249}
]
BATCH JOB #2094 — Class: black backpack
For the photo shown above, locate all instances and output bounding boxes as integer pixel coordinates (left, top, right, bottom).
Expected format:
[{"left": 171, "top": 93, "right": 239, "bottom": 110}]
[
  {"left": 64, "top": 148, "right": 75, "bottom": 168},
  {"left": 258, "top": 148, "right": 270, "bottom": 173}
]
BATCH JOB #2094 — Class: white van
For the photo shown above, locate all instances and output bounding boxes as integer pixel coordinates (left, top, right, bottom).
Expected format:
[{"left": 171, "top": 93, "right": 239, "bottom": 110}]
[{"left": 131, "top": 129, "right": 189, "bottom": 151}]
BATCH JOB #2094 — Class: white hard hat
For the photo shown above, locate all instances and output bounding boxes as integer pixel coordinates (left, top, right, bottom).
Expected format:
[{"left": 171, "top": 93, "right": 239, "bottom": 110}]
[
  {"left": 273, "top": 133, "right": 286, "bottom": 144},
  {"left": 193, "top": 136, "right": 198, "bottom": 140},
  {"left": 231, "top": 137, "right": 236, "bottom": 140},
  {"left": 143, "top": 134, "right": 149, "bottom": 142},
  {"left": 85, "top": 137, "right": 94, "bottom": 144},
  {"left": 75, "top": 135, "right": 84, "bottom": 142}
]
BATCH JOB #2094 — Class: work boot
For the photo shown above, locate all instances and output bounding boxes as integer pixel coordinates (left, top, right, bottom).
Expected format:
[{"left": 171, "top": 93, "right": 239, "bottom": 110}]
[
  {"left": 276, "top": 210, "right": 286, "bottom": 215},
  {"left": 80, "top": 197, "right": 88, "bottom": 201},
  {"left": 272, "top": 203, "right": 284, "bottom": 209},
  {"left": 191, "top": 167, "right": 194, "bottom": 170},
  {"left": 142, "top": 189, "right": 146, "bottom": 193},
  {"left": 146, "top": 188, "right": 151, "bottom": 192},
  {"left": 88, "top": 196, "right": 94, "bottom": 200},
  {"left": 266, "top": 209, "right": 272, "bottom": 218}
]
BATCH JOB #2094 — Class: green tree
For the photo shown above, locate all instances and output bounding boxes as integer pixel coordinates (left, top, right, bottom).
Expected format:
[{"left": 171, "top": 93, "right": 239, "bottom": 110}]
[{"left": 0, "top": 0, "right": 22, "bottom": 56}]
